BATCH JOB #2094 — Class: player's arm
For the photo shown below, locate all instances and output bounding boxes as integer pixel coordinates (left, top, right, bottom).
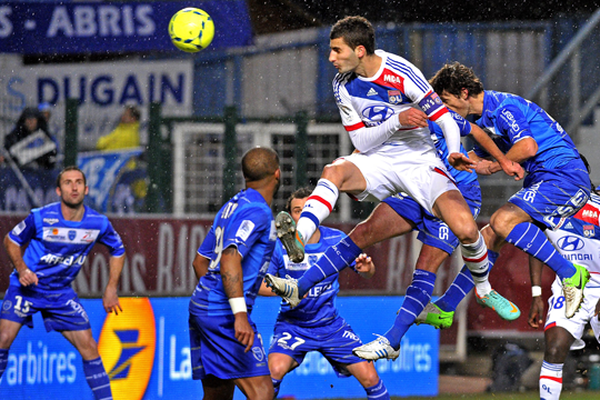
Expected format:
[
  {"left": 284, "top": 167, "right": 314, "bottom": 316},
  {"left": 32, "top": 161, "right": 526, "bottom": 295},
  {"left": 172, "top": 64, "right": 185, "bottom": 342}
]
[
  {"left": 354, "top": 253, "right": 376, "bottom": 279},
  {"left": 192, "top": 253, "right": 210, "bottom": 280},
  {"left": 468, "top": 123, "right": 524, "bottom": 180},
  {"left": 528, "top": 255, "right": 545, "bottom": 329},
  {"left": 220, "top": 245, "right": 254, "bottom": 352},
  {"left": 104, "top": 253, "right": 125, "bottom": 315},
  {"left": 4, "top": 234, "right": 38, "bottom": 287}
]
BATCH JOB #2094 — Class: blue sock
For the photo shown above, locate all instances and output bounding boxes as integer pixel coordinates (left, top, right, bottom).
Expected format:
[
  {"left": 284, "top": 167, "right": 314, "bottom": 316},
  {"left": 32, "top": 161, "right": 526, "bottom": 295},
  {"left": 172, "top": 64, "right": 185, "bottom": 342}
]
[
  {"left": 506, "top": 222, "right": 576, "bottom": 280},
  {"left": 297, "top": 235, "right": 362, "bottom": 297},
  {"left": 436, "top": 250, "right": 498, "bottom": 312},
  {"left": 83, "top": 357, "right": 112, "bottom": 400},
  {"left": 365, "top": 378, "right": 390, "bottom": 400},
  {"left": 272, "top": 377, "right": 282, "bottom": 398},
  {"left": 384, "top": 269, "right": 436, "bottom": 349},
  {"left": 0, "top": 348, "right": 8, "bottom": 379}
]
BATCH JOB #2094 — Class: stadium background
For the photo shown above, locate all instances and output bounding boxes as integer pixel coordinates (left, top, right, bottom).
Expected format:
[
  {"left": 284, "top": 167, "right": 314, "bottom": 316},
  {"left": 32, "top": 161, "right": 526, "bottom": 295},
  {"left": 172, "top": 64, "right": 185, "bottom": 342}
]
[{"left": 1, "top": 0, "right": 600, "bottom": 398}]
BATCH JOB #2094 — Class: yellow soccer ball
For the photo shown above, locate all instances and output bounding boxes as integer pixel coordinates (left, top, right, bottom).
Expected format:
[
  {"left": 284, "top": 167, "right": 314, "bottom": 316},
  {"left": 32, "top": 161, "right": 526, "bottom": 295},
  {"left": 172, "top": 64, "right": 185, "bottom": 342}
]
[{"left": 169, "top": 8, "right": 215, "bottom": 53}]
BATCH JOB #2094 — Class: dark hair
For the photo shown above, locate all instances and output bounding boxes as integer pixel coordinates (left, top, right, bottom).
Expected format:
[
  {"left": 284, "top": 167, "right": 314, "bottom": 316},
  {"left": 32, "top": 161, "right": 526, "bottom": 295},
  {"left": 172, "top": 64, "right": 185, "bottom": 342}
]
[
  {"left": 56, "top": 166, "right": 87, "bottom": 187},
  {"left": 285, "top": 187, "right": 313, "bottom": 212},
  {"left": 330, "top": 16, "right": 375, "bottom": 55},
  {"left": 241, "top": 147, "right": 280, "bottom": 182},
  {"left": 430, "top": 62, "right": 485, "bottom": 97},
  {"left": 125, "top": 105, "right": 141, "bottom": 121}
]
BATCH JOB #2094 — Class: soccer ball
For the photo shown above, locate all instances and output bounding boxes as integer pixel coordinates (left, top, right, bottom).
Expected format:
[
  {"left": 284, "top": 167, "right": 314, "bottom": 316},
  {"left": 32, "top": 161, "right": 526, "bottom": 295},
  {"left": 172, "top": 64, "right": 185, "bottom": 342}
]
[{"left": 169, "top": 8, "right": 215, "bottom": 53}]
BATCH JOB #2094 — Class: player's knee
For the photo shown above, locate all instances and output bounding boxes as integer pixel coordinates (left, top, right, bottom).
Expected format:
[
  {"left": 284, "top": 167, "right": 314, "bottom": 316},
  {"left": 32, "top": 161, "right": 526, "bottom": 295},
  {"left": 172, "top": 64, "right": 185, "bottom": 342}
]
[
  {"left": 544, "top": 344, "right": 568, "bottom": 363},
  {"left": 321, "top": 163, "right": 343, "bottom": 184},
  {"left": 357, "top": 367, "right": 380, "bottom": 388},
  {"left": 268, "top": 362, "right": 288, "bottom": 380},
  {"left": 0, "top": 330, "right": 16, "bottom": 349}
]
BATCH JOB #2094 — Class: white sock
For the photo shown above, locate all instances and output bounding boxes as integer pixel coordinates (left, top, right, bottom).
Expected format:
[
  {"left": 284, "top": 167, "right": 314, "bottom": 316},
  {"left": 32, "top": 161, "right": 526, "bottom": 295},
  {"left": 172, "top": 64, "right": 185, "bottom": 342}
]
[
  {"left": 540, "top": 361, "right": 563, "bottom": 400},
  {"left": 460, "top": 232, "right": 491, "bottom": 296},
  {"left": 297, "top": 178, "right": 339, "bottom": 241}
]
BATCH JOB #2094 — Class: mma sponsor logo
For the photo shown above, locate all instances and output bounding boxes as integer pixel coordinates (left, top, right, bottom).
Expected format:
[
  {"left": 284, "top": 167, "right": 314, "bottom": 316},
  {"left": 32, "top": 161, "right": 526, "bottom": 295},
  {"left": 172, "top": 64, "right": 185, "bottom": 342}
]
[{"left": 98, "top": 298, "right": 156, "bottom": 400}]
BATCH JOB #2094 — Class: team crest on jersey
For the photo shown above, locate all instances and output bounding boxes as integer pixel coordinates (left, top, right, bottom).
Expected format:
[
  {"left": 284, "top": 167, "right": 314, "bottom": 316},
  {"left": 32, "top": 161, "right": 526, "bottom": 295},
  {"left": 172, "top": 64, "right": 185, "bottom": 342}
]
[
  {"left": 583, "top": 224, "right": 596, "bottom": 237},
  {"left": 68, "top": 230, "right": 77, "bottom": 241},
  {"left": 388, "top": 90, "right": 402, "bottom": 104},
  {"left": 98, "top": 298, "right": 156, "bottom": 400}
]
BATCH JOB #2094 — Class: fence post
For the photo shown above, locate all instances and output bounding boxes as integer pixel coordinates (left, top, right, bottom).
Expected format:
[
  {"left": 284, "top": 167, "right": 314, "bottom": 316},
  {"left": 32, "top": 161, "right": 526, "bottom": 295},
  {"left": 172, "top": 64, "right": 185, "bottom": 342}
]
[
  {"left": 64, "top": 98, "right": 78, "bottom": 167},
  {"left": 223, "top": 105, "right": 238, "bottom": 202},
  {"left": 146, "top": 102, "right": 171, "bottom": 213},
  {"left": 295, "top": 111, "right": 308, "bottom": 187}
]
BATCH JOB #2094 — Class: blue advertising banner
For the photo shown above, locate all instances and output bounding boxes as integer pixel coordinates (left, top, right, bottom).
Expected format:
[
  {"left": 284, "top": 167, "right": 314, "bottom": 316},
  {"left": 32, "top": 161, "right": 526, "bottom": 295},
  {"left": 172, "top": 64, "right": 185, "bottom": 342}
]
[
  {"left": 0, "top": 296, "right": 439, "bottom": 399},
  {"left": 78, "top": 149, "right": 145, "bottom": 213},
  {"left": 0, "top": 1, "right": 253, "bottom": 55}
]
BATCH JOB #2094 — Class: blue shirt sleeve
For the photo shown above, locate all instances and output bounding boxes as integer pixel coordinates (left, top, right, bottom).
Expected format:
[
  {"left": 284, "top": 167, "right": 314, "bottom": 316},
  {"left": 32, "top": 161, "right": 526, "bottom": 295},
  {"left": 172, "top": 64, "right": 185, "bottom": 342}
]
[
  {"left": 267, "top": 243, "right": 284, "bottom": 275},
  {"left": 198, "top": 225, "right": 216, "bottom": 259},
  {"left": 495, "top": 103, "right": 533, "bottom": 143},
  {"left": 8, "top": 213, "right": 36, "bottom": 246},
  {"left": 97, "top": 220, "right": 125, "bottom": 257},
  {"left": 223, "top": 204, "right": 271, "bottom": 260}
]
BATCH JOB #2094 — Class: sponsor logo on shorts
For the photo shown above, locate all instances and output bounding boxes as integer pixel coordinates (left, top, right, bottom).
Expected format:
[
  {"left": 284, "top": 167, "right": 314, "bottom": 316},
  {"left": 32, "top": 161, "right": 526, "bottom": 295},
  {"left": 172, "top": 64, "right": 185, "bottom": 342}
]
[
  {"left": 2, "top": 300, "right": 12, "bottom": 311},
  {"left": 252, "top": 346, "right": 264, "bottom": 362},
  {"left": 98, "top": 298, "right": 156, "bottom": 400}
]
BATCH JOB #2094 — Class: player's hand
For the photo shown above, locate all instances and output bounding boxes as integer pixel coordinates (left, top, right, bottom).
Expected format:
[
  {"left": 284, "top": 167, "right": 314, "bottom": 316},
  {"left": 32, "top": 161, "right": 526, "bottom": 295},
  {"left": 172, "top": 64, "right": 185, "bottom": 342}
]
[
  {"left": 474, "top": 159, "right": 495, "bottom": 175},
  {"left": 355, "top": 253, "right": 375, "bottom": 278},
  {"left": 18, "top": 268, "right": 38, "bottom": 287},
  {"left": 448, "top": 152, "right": 476, "bottom": 172},
  {"left": 499, "top": 159, "right": 524, "bottom": 181},
  {"left": 398, "top": 108, "right": 428, "bottom": 128},
  {"left": 528, "top": 296, "right": 545, "bottom": 329},
  {"left": 103, "top": 286, "right": 123, "bottom": 315},
  {"left": 233, "top": 313, "right": 254, "bottom": 352}
]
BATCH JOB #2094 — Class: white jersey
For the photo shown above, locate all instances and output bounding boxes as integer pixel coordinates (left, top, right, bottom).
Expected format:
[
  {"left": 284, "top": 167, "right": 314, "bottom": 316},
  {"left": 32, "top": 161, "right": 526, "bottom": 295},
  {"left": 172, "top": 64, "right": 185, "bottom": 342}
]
[
  {"left": 333, "top": 49, "right": 459, "bottom": 156},
  {"left": 544, "top": 192, "right": 600, "bottom": 348}
]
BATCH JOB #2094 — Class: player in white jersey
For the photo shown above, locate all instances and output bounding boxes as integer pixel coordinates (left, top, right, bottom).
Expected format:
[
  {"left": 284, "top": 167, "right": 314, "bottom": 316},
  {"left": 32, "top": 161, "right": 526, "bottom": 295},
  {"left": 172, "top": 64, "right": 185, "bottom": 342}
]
[
  {"left": 269, "top": 15, "right": 516, "bottom": 328},
  {"left": 528, "top": 188, "right": 600, "bottom": 400}
]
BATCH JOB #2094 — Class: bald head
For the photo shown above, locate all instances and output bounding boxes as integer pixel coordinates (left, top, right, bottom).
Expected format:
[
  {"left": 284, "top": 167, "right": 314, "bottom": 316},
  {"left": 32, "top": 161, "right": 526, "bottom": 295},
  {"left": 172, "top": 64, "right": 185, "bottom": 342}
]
[{"left": 241, "top": 147, "right": 280, "bottom": 183}]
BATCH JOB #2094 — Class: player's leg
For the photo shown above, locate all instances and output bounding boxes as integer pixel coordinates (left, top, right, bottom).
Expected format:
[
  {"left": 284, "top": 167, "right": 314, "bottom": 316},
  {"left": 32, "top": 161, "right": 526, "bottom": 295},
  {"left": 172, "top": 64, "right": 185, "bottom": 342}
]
[
  {"left": 62, "top": 329, "right": 112, "bottom": 400},
  {"left": 494, "top": 179, "right": 590, "bottom": 318},
  {"left": 268, "top": 352, "right": 298, "bottom": 398},
  {"left": 279, "top": 159, "right": 366, "bottom": 262},
  {"left": 434, "top": 189, "right": 520, "bottom": 319},
  {"left": 201, "top": 374, "right": 236, "bottom": 400},
  {"left": 295, "top": 201, "right": 414, "bottom": 297},
  {"left": 539, "top": 327, "right": 574, "bottom": 400},
  {"left": 233, "top": 375, "right": 274, "bottom": 400},
  {"left": 345, "top": 361, "right": 390, "bottom": 400},
  {"left": 0, "top": 319, "right": 24, "bottom": 379}
]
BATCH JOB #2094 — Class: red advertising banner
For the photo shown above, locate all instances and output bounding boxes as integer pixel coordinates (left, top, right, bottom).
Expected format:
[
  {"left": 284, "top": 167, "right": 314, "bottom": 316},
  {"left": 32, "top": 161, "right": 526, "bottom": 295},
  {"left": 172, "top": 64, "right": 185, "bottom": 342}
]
[{"left": 0, "top": 215, "right": 555, "bottom": 334}]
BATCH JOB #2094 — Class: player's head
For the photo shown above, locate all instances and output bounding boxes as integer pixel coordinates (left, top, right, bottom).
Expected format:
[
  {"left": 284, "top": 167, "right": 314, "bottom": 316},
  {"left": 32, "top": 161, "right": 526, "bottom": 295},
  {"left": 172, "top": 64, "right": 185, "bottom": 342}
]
[
  {"left": 329, "top": 16, "right": 375, "bottom": 73},
  {"left": 56, "top": 166, "right": 88, "bottom": 208},
  {"left": 286, "top": 187, "right": 312, "bottom": 223},
  {"left": 122, "top": 105, "right": 141, "bottom": 123},
  {"left": 429, "top": 62, "right": 484, "bottom": 117},
  {"left": 241, "top": 146, "right": 281, "bottom": 193}
]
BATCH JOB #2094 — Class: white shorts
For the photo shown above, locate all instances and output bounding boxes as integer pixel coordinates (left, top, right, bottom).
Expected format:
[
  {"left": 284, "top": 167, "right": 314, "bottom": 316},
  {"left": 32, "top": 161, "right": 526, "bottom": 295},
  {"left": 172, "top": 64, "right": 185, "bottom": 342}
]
[
  {"left": 545, "top": 273, "right": 600, "bottom": 350},
  {"left": 341, "top": 144, "right": 457, "bottom": 214}
]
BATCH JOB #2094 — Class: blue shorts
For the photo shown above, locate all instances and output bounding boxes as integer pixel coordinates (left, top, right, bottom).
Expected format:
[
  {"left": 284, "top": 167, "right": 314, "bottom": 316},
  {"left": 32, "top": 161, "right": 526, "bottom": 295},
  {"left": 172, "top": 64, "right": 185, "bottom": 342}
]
[
  {"left": 268, "top": 316, "right": 365, "bottom": 378},
  {"left": 188, "top": 310, "right": 269, "bottom": 381},
  {"left": 0, "top": 285, "right": 90, "bottom": 332},
  {"left": 509, "top": 165, "right": 590, "bottom": 230},
  {"left": 383, "top": 182, "right": 482, "bottom": 254}
]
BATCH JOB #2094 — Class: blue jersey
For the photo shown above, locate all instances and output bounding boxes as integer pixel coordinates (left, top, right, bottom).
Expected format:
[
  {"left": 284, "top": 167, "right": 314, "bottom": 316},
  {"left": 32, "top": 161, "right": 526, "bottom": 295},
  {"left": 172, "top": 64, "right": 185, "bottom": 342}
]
[
  {"left": 428, "top": 110, "right": 478, "bottom": 189},
  {"left": 473, "top": 90, "right": 581, "bottom": 173},
  {"left": 190, "top": 188, "right": 276, "bottom": 316},
  {"left": 7, "top": 202, "right": 125, "bottom": 293},
  {"left": 268, "top": 226, "right": 356, "bottom": 328}
]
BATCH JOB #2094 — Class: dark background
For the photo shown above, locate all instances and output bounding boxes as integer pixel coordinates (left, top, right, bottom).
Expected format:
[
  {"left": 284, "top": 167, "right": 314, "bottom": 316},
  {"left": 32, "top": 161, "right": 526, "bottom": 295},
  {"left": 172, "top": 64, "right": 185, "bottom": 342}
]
[{"left": 247, "top": 0, "right": 600, "bottom": 34}]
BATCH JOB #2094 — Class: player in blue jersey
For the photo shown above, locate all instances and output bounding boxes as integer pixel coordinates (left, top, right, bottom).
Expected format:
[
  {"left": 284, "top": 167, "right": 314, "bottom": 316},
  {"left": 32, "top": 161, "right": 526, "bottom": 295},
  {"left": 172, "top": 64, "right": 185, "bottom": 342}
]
[
  {"left": 429, "top": 62, "right": 591, "bottom": 319},
  {"left": 268, "top": 16, "right": 519, "bottom": 338},
  {"left": 188, "top": 146, "right": 281, "bottom": 400},
  {"left": 269, "top": 110, "right": 523, "bottom": 361},
  {"left": 0, "top": 166, "right": 125, "bottom": 400},
  {"left": 528, "top": 186, "right": 600, "bottom": 400},
  {"left": 260, "top": 188, "right": 389, "bottom": 399}
]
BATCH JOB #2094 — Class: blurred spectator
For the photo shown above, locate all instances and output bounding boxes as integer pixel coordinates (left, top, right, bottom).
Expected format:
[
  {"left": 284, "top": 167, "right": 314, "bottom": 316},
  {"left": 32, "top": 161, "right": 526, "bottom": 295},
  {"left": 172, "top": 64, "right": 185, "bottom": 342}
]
[
  {"left": 96, "top": 105, "right": 141, "bottom": 151},
  {"left": 4, "top": 107, "right": 57, "bottom": 169},
  {"left": 38, "top": 102, "right": 52, "bottom": 124}
]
